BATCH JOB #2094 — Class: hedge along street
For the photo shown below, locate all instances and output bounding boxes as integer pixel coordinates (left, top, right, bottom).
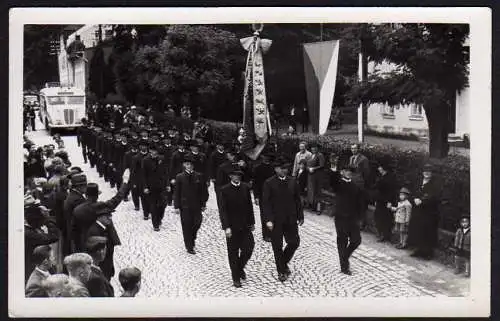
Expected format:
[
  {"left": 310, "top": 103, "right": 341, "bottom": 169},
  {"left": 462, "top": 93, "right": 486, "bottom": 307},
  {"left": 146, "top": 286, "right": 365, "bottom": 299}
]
[{"left": 148, "top": 110, "right": 470, "bottom": 234}]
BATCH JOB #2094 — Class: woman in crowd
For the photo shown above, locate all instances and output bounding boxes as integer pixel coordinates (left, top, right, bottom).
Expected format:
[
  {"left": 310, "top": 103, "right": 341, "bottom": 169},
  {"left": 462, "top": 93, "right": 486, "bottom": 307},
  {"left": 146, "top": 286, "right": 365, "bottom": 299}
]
[{"left": 305, "top": 143, "right": 325, "bottom": 213}]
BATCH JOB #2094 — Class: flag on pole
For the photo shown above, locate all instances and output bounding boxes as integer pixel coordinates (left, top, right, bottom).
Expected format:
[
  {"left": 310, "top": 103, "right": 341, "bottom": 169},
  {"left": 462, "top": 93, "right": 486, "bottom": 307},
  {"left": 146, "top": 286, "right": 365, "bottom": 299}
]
[
  {"left": 303, "top": 40, "right": 340, "bottom": 135},
  {"left": 240, "top": 31, "right": 272, "bottom": 160}
]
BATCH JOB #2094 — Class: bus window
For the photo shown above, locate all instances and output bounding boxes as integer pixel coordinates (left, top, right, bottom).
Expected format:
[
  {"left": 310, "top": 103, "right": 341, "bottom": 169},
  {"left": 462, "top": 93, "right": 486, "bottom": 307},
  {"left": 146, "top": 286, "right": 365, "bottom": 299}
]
[
  {"left": 47, "top": 96, "right": 65, "bottom": 105},
  {"left": 67, "top": 96, "right": 84, "bottom": 104}
]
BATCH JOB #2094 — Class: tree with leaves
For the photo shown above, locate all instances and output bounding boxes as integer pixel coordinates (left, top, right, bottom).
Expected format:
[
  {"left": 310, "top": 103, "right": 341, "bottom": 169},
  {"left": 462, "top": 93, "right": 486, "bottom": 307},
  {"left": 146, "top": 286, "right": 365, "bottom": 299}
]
[
  {"left": 133, "top": 25, "right": 240, "bottom": 114},
  {"left": 349, "top": 23, "right": 469, "bottom": 158}
]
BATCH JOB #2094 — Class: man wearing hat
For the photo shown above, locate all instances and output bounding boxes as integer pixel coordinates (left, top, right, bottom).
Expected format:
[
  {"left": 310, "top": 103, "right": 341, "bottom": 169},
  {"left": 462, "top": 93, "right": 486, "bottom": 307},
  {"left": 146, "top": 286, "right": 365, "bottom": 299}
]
[
  {"left": 132, "top": 140, "right": 151, "bottom": 217},
  {"left": 63, "top": 173, "right": 87, "bottom": 255},
  {"left": 24, "top": 205, "right": 60, "bottom": 283},
  {"left": 329, "top": 166, "right": 364, "bottom": 275},
  {"left": 169, "top": 140, "right": 187, "bottom": 182},
  {"left": 118, "top": 267, "right": 142, "bottom": 297},
  {"left": 87, "top": 126, "right": 100, "bottom": 169},
  {"left": 174, "top": 154, "right": 209, "bottom": 254},
  {"left": 142, "top": 143, "right": 168, "bottom": 231},
  {"left": 252, "top": 153, "right": 276, "bottom": 242},
  {"left": 104, "top": 132, "right": 118, "bottom": 187},
  {"left": 158, "top": 136, "right": 175, "bottom": 206},
  {"left": 95, "top": 129, "right": 108, "bottom": 178},
  {"left": 208, "top": 142, "right": 227, "bottom": 186},
  {"left": 408, "top": 163, "right": 442, "bottom": 260},
  {"left": 110, "top": 132, "right": 128, "bottom": 191},
  {"left": 25, "top": 245, "right": 55, "bottom": 297},
  {"left": 218, "top": 168, "right": 255, "bottom": 287},
  {"left": 186, "top": 139, "right": 208, "bottom": 182},
  {"left": 262, "top": 157, "right": 304, "bottom": 282},
  {"left": 124, "top": 138, "right": 140, "bottom": 209},
  {"left": 85, "top": 236, "right": 114, "bottom": 297},
  {"left": 76, "top": 118, "right": 90, "bottom": 164}
]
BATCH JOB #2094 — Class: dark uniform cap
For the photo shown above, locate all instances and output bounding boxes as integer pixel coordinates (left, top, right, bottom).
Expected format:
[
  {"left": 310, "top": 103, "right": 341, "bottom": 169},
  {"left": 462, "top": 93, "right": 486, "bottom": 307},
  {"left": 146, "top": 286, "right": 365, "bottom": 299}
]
[
  {"left": 189, "top": 139, "right": 200, "bottom": 148},
  {"left": 25, "top": 205, "right": 43, "bottom": 221},
  {"left": 85, "top": 236, "right": 107, "bottom": 252},
  {"left": 229, "top": 168, "right": 244, "bottom": 177},
  {"left": 148, "top": 142, "right": 159, "bottom": 151},
  {"left": 70, "top": 166, "right": 83, "bottom": 173},
  {"left": 183, "top": 154, "right": 195, "bottom": 163},
  {"left": 273, "top": 156, "right": 292, "bottom": 168},
  {"left": 399, "top": 187, "right": 411, "bottom": 195},
  {"left": 138, "top": 140, "right": 149, "bottom": 147},
  {"left": 70, "top": 173, "right": 87, "bottom": 187},
  {"left": 423, "top": 163, "right": 435, "bottom": 172}
]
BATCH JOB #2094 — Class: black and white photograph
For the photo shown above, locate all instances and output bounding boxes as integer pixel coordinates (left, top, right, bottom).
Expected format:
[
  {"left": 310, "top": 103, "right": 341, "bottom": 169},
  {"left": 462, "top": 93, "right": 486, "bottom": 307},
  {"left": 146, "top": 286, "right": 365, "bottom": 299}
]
[{"left": 9, "top": 7, "right": 490, "bottom": 317}]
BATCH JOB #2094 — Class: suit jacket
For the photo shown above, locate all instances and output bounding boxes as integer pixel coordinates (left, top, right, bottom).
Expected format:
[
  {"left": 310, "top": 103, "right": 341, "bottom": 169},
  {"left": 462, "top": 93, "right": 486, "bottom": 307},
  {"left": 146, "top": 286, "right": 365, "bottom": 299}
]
[
  {"left": 87, "top": 265, "right": 114, "bottom": 297},
  {"left": 174, "top": 171, "right": 209, "bottom": 211},
  {"left": 208, "top": 150, "right": 227, "bottom": 180},
  {"left": 169, "top": 149, "right": 187, "bottom": 180},
  {"left": 262, "top": 175, "right": 304, "bottom": 224},
  {"left": 219, "top": 182, "right": 255, "bottom": 231},
  {"left": 73, "top": 182, "right": 127, "bottom": 251},
  {"left": 348, "top": 153, "right": 371, "bottom": 187},
  {"left": 142, "top": 155, "right": 167, "bottom": 191},
  {"left": 329, "top": 169, "right": 364, "bottom": 220},
  {"left": 25, "top": 267, "right": 50, "bottom": 297},
  {"left": 130, "top": 152, "right": 148, "bottom": 187},
  {"left": 252, "top": 162, "right": 275, "bottom": 200}
]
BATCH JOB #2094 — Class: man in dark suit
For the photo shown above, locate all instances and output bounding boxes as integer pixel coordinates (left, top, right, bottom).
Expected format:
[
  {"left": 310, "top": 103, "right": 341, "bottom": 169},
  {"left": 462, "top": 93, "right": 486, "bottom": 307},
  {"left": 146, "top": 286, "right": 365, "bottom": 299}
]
[
  {"left": 219, "top": 169, "right": 255, "bottom": 288},
  {"left": 63, "top": 173, "right": 87, "bottom": 255},
  {"left": 408, "top": 164, "right": 441, "bottom": 260},
  {"left": 123, "top": 137, "right": 140, "bottom": 207},
  {"left": 142, "top": 143, "right": 168, "bottom": 231},
  {"left": 262, "top": 157, "right": 304, "bottom": 282},
  {"left": 85, "top": 236, "right": 115, "bottom": 297},
  {"left": 158, "top": 136, "right": 175, "bottom": 206},
  {"left": 174, "top": 155, "right": 209, "bottom": 254},
  {"left": 349, "top": 143, "right": 371, "bottom": 230},
  {"left": 372, "top": 162, "right": 397, "bottom": 242},
  {"left": 76, "top": 118, "right": 89, "bottom": 164},
  {"left": 329, "top": 166, "right": 364, "bottom": 275},
  {"left": 186, "top": 140, "right": 208, "bottom": 182},
  {"left": 208, "top": 142, "right": 226, "bottom": 185},
  {"left": 252, "top": 153, "right": 275, "bottom": 242}
]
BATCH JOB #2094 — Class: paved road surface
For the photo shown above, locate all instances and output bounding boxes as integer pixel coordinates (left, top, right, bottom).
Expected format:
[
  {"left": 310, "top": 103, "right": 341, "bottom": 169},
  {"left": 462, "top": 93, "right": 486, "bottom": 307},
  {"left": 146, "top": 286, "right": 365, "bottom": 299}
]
[{"left": 25, "top": 122, "right": 470, "bottom": 298}]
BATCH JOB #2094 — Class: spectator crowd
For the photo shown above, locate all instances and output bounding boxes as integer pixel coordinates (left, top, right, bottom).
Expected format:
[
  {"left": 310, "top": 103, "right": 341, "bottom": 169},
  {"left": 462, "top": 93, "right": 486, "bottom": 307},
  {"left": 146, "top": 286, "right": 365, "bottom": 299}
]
[{"left": 23, "top": 102, "right": 470, "bottom": 297}]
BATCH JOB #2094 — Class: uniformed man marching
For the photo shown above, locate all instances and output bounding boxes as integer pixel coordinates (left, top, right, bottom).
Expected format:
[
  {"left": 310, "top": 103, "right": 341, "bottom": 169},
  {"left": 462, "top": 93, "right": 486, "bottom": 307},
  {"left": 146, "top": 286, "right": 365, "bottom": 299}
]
[
  {"left": 218, "top": 169, "right": 255, "bottom": 288},
  {"left": 123, "top": 136, "right": 140, "bottom": 210},
  {"left": 142, "top": 142, "right": 168, "bottom": 231},
  {"left": 132, "top": 140, "right": 151, "bottom": 218},
  {"left": 76, "top": 118, "right": 90, "bottom": 164},
  {"left": 262, "top": 157, "right": 304, "bottom": 282},
  {"left": 173, "top": 155, "right": 209, "bottom": 254}
]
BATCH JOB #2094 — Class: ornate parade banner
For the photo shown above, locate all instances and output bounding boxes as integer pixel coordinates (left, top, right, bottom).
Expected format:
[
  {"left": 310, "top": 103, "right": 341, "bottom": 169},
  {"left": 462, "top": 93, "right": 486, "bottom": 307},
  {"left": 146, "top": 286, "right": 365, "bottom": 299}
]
[
  {"left": 303, "top": 40, "right": 340, "bottom": 135},
  {"left": 240, "top": 26, "right": 272, "bottom": 160}
]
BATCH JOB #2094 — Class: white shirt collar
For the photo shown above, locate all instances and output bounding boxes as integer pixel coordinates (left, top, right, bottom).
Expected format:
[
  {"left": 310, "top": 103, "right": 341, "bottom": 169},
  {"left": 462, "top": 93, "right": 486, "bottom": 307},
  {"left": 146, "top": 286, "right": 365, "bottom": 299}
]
[
  {"left": 278, "top": 176, "right": 287, "bottom": 181},
  {"left": 35, "top": 267, "right": 51, "bottom": 278},
  {"left": 463, "top": 227, "right": 470, "bottom": 234},
  {"left": 231, "top": 181, "right": 241, "bottom": 187},
  {"left": 341, "top": 177, "right": 352, "bottom": 183}
]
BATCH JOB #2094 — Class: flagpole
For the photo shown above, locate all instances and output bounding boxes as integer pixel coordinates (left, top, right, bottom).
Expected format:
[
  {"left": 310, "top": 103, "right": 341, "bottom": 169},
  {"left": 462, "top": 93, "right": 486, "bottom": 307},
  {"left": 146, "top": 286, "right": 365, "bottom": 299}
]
[{"left": 358, "top": 28, "right": 365, "bottom": 143}]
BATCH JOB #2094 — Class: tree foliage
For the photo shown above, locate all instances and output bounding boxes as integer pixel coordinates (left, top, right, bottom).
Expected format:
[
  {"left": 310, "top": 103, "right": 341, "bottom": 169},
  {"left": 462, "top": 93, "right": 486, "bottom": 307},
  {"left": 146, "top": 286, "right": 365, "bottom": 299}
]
[
  {"left": 133, "top": 25, "right": 241, "bottom": 113},
  {"left": 347, "top": 23, "right": 469, "bottom": 158}
]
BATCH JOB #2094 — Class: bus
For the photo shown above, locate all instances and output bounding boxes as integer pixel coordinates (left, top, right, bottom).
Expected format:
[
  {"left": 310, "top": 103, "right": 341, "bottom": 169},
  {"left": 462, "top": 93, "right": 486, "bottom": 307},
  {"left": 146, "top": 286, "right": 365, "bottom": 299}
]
[{"left": 39, "top": 86, "right": 86, "bottom": 134}]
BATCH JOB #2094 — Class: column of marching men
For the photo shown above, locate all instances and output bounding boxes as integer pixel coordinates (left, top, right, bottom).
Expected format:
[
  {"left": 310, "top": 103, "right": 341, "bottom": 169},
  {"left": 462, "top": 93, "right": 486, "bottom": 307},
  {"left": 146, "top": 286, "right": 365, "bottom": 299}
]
[{"left": 24, "top": 103, "right": 465, "bottom": 298}]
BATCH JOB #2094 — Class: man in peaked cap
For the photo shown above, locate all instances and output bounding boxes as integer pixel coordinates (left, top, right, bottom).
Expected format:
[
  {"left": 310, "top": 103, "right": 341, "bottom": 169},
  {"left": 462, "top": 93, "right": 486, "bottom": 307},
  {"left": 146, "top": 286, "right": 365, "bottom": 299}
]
[
  {"left": 85, "top": 236, "right": 114, "bottom": 297},
  {"left": 76, "top": 118, "right": 90, "bottom": 164},
  {"left": 158, "top": 136, "right": 175, "bottom": 206},
  {"left": 169, "top": 139, "right": 188, "bottom": 186},
  {"left": 218, "top": 168, "right": 255, "bottom": 288},
  {"left": 63, "top": 173, "right": 87, "bottom": 255},
  {"left": 208, "top": 141, "right": 227, "bottom": 187},
  {"left": 131, "top": 139, "right": 151, "bottom": 217},
  {"left": 262, "top": 156, "right": 304, "bottom": 282},
  {"left": 123, "top": 138, "right": 140, "bottom": 208},
  {"left": 142, "top": 143, "right": 168, "bottom": 231},
  {"left": 174, "top": 154, "right": 209, "bottom": 254},
  {"left": 186, "top": 139, "right": 208, "bottom": 183}
]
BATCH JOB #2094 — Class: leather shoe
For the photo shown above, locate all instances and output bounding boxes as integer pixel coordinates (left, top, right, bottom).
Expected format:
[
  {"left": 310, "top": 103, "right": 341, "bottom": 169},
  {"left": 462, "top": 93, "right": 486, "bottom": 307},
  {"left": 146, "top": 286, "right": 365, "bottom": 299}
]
[
  {"left": 143, "top": 216, "right": 149, "bottom": 220},
  {"left": 187, "top": 249, "right": 196, "bottom": 255},
  {"left": 341, "top": 268, "right": 352, "bottom": 276},
  {"left": 278, "top": 273, "right": 288, "bottom": 282},
  {"left": 284, "top": 266, "right": 291, "bottom": 276},
  {"left": 233, "top": 280, "right": 242, "bottom": 288},
  {"left": 240, "top": 270, "right": 247, "bottom": 280},
  {"left": 153, "top": 227, "right": 160, "bottom": 232}
]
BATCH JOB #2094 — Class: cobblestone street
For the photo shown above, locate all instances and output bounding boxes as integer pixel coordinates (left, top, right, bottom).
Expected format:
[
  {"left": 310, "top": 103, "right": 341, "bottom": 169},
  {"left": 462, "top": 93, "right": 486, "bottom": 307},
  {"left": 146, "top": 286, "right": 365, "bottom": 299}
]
[{"left": 27, "top": 124, "right": 470, "bottom": 298}]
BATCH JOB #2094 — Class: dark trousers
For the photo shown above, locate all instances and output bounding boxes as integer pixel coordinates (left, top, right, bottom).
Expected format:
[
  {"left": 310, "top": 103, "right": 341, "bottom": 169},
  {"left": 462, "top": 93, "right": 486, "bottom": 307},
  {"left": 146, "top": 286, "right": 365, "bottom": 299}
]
[
  {"left": 335, "top": 217, "right": 361, "bottom": 271},
  {"left": 100, "top": 246, "right": 115, "bottom": 281},
  {"left": 226, "top": 229, "right": 255, "bottom": 281},
  {"left": 180, "top": 209, "right": 203, "bottom": 251},
  {"left": 97, "top": 158, "right": 105, "bottom": 177},
  {"left": 108, "top": 164, "right": 116, "bottom": 187},
  {"left": 81, "top": 144, "right": 87, "bottom": 163},
  {"left": 150, "top": 189, "right": 167, "bottom": 229},
  {"left": 258, "top": 201, "right": 271, "bottom": 240},
  {"left": 130, "top": 183, "right": 141, "bottom": 209},
  {"left": 30, "top": 117, "right": 36, "bottom": 131},
  {"left": 141, "top": 190, "right": 151, "bottom": 218},
  {"left": 271, "top": 221, "right": 300, "bottom": 274},
  {"left": 89, "top": 150, "right": 96, "bottom": 168},
  {"left": 374, "top": 206, "right": 393, "bottom": 240}
]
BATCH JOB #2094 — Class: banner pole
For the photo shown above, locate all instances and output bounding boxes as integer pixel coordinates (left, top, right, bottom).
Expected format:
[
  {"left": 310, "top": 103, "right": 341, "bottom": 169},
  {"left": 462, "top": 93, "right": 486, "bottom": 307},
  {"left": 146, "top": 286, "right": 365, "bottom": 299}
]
[{"left": 357, "top": 52, "right": 364, "bottom": 143}]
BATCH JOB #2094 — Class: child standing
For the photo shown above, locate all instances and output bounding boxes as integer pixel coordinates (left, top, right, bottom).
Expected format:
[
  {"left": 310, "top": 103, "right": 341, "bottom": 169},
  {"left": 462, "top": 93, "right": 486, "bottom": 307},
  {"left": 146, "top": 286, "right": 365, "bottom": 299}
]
[
  {"left": 388, "top": 187, "right": 412, "bottom": 249},
  {"left": 296, "top": 159, "right": 308, "bottom": 208},
  {"left": 453, "top": 215, "right": 470, "bottom": 277}
]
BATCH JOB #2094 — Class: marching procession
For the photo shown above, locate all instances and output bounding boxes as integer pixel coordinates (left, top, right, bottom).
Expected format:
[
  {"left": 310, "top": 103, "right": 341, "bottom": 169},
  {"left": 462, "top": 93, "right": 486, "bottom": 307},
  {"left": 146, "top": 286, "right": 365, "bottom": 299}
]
[{"left": 23, "top": 101, "right": 471, "bottom": 298}]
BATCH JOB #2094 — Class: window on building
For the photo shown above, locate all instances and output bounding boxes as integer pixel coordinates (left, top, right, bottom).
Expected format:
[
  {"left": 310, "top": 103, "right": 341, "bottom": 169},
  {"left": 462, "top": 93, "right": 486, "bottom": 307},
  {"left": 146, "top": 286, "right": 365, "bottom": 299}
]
[
  {"left": 409, "top": 104, "right": 424, "bottom": 120},
  {"left": 381, "top": 103, "right": 395, "bottom": 119}
]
